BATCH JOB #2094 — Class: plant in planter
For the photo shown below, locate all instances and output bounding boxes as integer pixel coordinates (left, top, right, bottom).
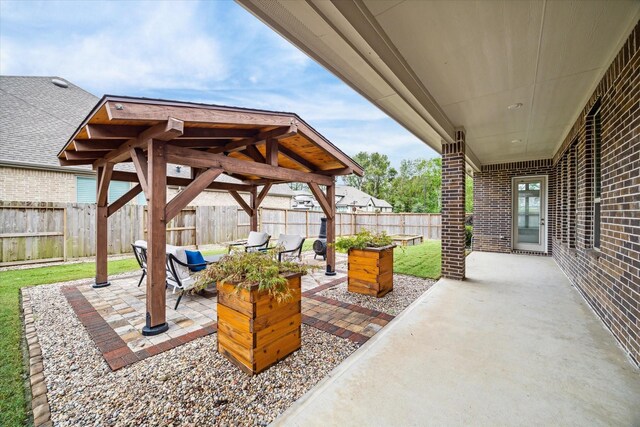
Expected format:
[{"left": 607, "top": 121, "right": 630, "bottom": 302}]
[
  {"left": 195, "top": 251, "right": 311, "bottom": 375},
  {"left": 335, "top": 230, "right": 396, "bottom": 298}
]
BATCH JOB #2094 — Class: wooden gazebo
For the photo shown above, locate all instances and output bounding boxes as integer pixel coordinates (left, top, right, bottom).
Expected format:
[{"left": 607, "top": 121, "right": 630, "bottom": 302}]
[{"left": 58, "top": 96, "right": 363, "bottom": 335}]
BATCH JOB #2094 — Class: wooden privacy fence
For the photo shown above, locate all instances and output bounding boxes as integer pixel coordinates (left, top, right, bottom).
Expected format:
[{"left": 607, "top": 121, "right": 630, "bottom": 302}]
[{"left": 0, "top": 202, "right": 441, "bottom": 266}]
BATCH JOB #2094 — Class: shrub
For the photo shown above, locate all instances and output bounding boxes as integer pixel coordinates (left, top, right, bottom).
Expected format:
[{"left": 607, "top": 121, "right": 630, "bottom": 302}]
[
  {"left": 465, "top": 225, "right": 473, "bottom": 248},
  {"left": 335, "top": 229, "right": 394, "bottom": 252},
  {"left": 194, "top": 250, "right": 312, "bottom": 303}
]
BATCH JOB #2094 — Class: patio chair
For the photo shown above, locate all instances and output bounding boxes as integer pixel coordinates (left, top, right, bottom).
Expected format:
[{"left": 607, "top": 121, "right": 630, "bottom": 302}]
[
  {"left": 228, "top": 231, "right": 271, "bottom": 253},
  {"left": 132, "top": 240, "right": 149, "bottom": 287},
  {"left": 262, "top": 234, "right": 305, "bottom": 262},
  {"left": 165, "top": 245, "right": 220, "bottom": 310}
]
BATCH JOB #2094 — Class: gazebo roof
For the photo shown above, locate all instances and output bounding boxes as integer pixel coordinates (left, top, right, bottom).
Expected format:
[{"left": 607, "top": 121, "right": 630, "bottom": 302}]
[{"left": 57, "top": 95, "right": 363, "bottom": 181}]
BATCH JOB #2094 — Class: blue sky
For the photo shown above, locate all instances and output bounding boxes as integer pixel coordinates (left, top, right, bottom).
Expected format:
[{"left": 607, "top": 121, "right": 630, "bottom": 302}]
[{"left": 0, "top": 0, "right": 437, "bottom": 167}]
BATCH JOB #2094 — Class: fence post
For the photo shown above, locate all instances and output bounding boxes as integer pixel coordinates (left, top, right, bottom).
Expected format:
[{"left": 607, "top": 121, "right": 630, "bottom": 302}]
[
  {"left": 353, "top": 213, "right": 356, "bottom": 234},
  {"left": 305, "top": 210, "right": 309, "bottom": 238},
  {"left": 284, "top": 209, "right": 288, "bottom": 234},
  {"left": 63, "top": 207, "right": 68, "bottom": 261}
]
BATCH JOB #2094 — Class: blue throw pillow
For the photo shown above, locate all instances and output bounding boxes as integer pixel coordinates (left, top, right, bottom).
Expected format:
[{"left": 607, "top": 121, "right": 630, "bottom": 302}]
[{"left": 185, "top": 250, "right": 206, "bottom": 272}]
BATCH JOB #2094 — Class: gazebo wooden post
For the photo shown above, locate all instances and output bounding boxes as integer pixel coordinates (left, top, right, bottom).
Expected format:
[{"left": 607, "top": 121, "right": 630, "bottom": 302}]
[
  {"left": 249, "top": 186, "right": 258, "bottom": 232},
  {"left": 94, "top": 163, "right": 113, "bottom": 288},
  {"left": 325, "top": 181, "right": 337, "bottom": 276},
  {"left": 142, "top": 139, "right": 169, "bottom": 336}
]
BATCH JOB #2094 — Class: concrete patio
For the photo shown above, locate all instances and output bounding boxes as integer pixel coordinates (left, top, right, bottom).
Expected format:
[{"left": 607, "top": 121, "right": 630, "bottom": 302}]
[{"left": 275, "top": 252, "right": 640, "bottom": 426}]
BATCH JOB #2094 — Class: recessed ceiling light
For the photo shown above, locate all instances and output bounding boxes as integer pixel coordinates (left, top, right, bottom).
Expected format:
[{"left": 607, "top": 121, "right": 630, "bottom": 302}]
[
  {"left": 511, "top": 139, "right": 522, "bottom": 144},
  {"left": 507, "top": 103, "right": 523, "bottom": 110}
]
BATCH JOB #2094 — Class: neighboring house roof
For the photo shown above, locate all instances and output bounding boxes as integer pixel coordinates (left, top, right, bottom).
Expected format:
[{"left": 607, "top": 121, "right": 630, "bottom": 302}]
[
  {"left": 0, "top": 76, "right": 98, "bottom": 168},
  {"left": 335, "top": 185, "right": 392, "bottom": 209},
  {"left": 0, "top": 75, "right": 294, "bottom": 198}
]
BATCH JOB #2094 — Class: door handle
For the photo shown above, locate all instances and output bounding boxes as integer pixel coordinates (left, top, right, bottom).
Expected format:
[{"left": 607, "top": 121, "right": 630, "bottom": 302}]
[{"left": 540, "top": 218, "right": 545, "bottom": 226}]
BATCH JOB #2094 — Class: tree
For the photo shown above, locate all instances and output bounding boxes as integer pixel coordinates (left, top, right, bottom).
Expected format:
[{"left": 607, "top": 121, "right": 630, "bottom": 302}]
[
  {"left": 288, "top": 182, "right": 307, "bottom": 191},
  {"left": 342, "top": 152, "right": 397, "bottom": 200},
  {"left": 388, "top": 158, "right": 441, "bottom": 213}
]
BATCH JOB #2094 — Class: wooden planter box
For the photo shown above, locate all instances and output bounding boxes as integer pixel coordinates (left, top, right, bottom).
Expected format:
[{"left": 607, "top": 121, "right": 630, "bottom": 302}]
[
  {"left": 347, "top": 245, "right": 395, "bottom": 298},
  {"left": 216, "top": 273, "right": 302, "bottom": 375}
]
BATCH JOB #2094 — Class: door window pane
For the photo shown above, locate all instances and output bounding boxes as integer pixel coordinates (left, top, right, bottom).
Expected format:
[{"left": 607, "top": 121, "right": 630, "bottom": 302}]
[{"left": 517, "top": 181, "right": 541, "bottom": 244}]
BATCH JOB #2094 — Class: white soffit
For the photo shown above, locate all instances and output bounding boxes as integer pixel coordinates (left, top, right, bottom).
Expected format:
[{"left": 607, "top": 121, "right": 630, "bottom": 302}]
[{"left": 238, "top": 0, "right": 639, "bottom": 167}]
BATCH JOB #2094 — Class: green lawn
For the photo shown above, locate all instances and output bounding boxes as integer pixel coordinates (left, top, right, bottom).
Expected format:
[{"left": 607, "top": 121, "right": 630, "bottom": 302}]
[
  {"left": 392, "top": 240, "right": 441, "bottom": 279},
  {"left": 0, "top": 257, "right": 144, "bottom": 426},
  {"left": 0, "top": 247, "right": 229, "bottom": 426}
]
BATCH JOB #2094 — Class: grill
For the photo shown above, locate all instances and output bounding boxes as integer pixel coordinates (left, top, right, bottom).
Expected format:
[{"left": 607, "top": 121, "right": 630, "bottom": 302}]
[{"left": 313, "top": 217, "right": 327, "bottom": 260}]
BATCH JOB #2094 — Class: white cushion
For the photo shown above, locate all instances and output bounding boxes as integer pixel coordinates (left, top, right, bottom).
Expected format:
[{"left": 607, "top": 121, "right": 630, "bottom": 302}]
[
  {"left": 247, "top": 231, "right": 269, "bottom": 247},
  {"left": 278, "top": 234, "right": 303, "bottom": 251},
  {"left": 167, "top": 274, "right": 195, "bottom": 291},
  {"left": 134, "top": 240, "right": 147, "bottom": 249},
  {"left": 165, "top": 244, "right": 190, "bottom": 281}
]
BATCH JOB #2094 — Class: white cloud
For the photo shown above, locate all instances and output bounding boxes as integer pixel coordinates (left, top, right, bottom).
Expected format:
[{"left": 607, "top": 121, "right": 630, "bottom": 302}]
[{"left": 1, "top": 2, "right": 227, "bottom": 94}]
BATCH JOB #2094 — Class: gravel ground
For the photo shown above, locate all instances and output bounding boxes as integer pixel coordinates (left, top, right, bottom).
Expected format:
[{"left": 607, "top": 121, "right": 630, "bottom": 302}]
[
  {"left": 317, "top": 274, "right": 436, "bottom": 316},
  {"left": 26, "top": 282, "right": 358, "bottom": 426}
]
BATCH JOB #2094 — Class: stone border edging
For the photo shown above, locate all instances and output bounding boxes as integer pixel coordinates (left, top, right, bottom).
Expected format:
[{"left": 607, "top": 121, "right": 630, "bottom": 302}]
[{"left": 21, "top": 289, "right": 53, "bottom": 427}]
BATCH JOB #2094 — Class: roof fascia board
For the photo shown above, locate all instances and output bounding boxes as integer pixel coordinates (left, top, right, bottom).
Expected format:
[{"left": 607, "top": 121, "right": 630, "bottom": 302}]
[{"left": 0, "top": 160, "right": 95, "bottom": 175}]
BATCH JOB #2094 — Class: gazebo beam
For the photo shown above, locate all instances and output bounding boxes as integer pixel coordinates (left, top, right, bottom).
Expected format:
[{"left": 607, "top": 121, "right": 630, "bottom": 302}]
[
  {"left": 110, "top": 170, "right": 253, "bottom": 192},
  {"left": 309, "top": 183, "right": 333, "bottom": 219},
  {"left": 74, "top": 140, "right": 127, "bottom": 151},
  {"left": 317, "top": 167, "right": 353, "bottom": 176},
  {"left": 229, "top": 191, "right": 253, "bottom": 217},
  {"left": 85, "top": 124, "right": 148, "bottom": 139},
  {"left": 105, "top": 100, "right": 294, "bottom": 128},
  {"left": 249, "top": 187, "right": 258, "bottom": 231},
  {"left": 165, "top": 168, "right": 223, "bottom": 221},
  {"left": 325, "top": 183, "right": 336, "bottom": 275},
  {"left": 93, "top": 118, "right": 184, "bottom": 168},
  {"left": 130, "top": 148, "right": 149, "bottom": 198},
  {"left": 143, "top": 139, "right": 169, "bottom": 336},
  {"left": 278, "top": 146, "right": 316, "bottom": 171},
  {"left": 65, "top": 150, "right": 113, "bottom": 160},
  {"left": 94, "top": 163, "right": 114, "bottom": 289},
  {"left": 209, "top": 124, "right": 297, "bottom": 154},
  {"left": 107, "top": 184, "right": 142, "bottom": 217},
  {"left": 83, "top": 125, "right": 257, "bottom": 141},
  {"left": 164, "top": 144, "right": 334, "bottom": 185},
  {"left": 255, "top": 183, "right": 272, "bottom": 209},
  {"left": 266, "top": 138, "right": 278, "bottom": 166},
  {"left": 241, "top": 145, "right": 265, "bottom": 163},
  {"left": 308, "top": 181, "right": 336, "bottom": 275}
]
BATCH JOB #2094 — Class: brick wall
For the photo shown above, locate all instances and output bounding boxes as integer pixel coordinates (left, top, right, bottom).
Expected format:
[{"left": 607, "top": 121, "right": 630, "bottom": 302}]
[
  {"left": 473, "top": 22, "right": 640, "bottom": 365},
  {"left": 441, "top": 130, "right": 466, "bottom": 280},
  {"left": 473, "top": 160, "right": 554, "bottom": 254},
  {"left": 551, "top": 21, "right": 640, "bottom": 365},
  {"left": 0, "top": 166, "right": 292, "bottom": 209},
  {"left": 168, "top": 187, "right": 292, "bottom": 210},
  {"left": 0, "top": 166, "right": 79, "bottom": 203}
]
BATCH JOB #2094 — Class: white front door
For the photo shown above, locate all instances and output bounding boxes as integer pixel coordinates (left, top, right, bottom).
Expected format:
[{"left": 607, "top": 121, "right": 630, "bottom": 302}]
[{"left": 513, "top": 176, "right": 547, "bottom": 252}]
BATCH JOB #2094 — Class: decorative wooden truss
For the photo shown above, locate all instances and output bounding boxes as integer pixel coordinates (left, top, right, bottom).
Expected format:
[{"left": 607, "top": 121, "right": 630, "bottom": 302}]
[{"left": 58, "top": 96, "right": 363, "bottom": 335}]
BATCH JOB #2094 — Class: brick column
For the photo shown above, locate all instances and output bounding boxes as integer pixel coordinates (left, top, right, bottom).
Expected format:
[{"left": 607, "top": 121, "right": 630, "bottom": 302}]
[{"left": 441, "top": 130, "right": 466, "bottom": 280}]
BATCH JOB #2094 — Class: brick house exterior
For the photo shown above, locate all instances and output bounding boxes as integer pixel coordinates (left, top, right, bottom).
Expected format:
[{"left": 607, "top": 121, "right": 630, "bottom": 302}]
[{"left": 473, "top": 22, "right": 640, "bottom": 365}]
